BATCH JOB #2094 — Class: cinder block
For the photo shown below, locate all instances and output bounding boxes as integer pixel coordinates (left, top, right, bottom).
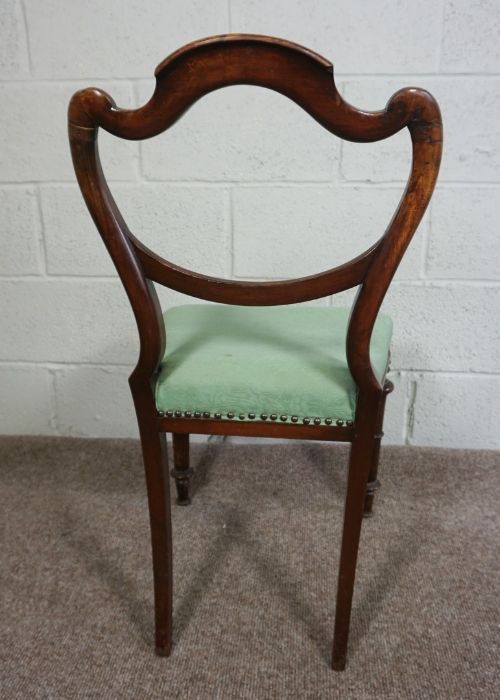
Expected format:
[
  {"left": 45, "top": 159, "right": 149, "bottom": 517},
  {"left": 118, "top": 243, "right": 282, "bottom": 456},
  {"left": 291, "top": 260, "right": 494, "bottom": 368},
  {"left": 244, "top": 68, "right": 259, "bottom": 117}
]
[
  {"left": 41, "top": 185, "right": 114, "bottom": 276},
  {"left": 0, "top": 365, "right": 54, "bottom": 434},
  {"left": 341, "top": 78, "right": 500, "bottom": 183},
  {"left": 24, "top": 0, "right": 228, "bottom": 78},
  {"left": 410, "top": 373, "right": 500, "bottom": 449},
  {"left": 138, "top": 83, "right": 340, "bottom": 182},
  {"left": 441, "top": 0, "right": 500, "bottom": 73},
  {"left": 0, "top": 187, "right": 42, "bottom": 275},
  {"left": 231, "top": 0, "right": 441, "bottom": 73},
  {"left": 330, "top": 288, "right": 357, "bottom": 309},
  {"left": 0, "top": 82, "right": 137, "bottom": 182},
  {"left": 381, "top": 283, "right": 500, "bottom": 373},
  {"left": 0, "top": 0, "right": 30, "bottom": 78},
  {"left": 427, "top": 187, "right": 500, "bottom": 279},
  {"left": 233, "top": 186, "right": 423, "bottom": 279},
  {"left": 41, "top": 184, "right": 229, "bottom": 277},
  {"left": 54, "top": 365, "right": 137, "bottom": 438},
  {"left": 0, "top": 279, "right": 189, "bottom": 364},
  {"left": 113, "top": 184, "right": 230, "bottom": 275}
]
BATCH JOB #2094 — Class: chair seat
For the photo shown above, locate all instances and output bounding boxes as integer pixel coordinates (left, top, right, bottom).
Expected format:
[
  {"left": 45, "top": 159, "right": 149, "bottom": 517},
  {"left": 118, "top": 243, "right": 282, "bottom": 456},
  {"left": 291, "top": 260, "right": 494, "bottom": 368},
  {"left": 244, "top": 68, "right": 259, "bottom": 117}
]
[{"left": 155, "top": 305, "right": 392, "bottom": 423}]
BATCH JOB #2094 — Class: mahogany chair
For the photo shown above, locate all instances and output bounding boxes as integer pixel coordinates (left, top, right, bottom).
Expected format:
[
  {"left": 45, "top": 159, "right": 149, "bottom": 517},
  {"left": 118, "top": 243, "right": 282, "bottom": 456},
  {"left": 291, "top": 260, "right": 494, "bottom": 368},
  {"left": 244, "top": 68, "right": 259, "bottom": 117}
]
[{"left": 68, "top": 35, "right": 442, "bottom": 670}]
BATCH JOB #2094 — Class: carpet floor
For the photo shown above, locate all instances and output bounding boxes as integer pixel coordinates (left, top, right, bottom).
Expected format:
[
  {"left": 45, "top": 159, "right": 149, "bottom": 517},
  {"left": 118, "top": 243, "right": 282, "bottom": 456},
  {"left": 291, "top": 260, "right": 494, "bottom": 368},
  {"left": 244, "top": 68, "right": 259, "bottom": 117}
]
[{"left": 0, "top": 437, "right": 498, "bottom": 699}]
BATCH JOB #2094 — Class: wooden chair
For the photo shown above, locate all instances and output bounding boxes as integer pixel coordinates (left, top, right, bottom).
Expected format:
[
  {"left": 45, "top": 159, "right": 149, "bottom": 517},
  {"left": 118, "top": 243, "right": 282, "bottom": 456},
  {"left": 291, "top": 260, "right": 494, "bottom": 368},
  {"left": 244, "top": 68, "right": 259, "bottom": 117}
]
[{"left": 68, "top": 34, "right": 442, "bottom": 670}]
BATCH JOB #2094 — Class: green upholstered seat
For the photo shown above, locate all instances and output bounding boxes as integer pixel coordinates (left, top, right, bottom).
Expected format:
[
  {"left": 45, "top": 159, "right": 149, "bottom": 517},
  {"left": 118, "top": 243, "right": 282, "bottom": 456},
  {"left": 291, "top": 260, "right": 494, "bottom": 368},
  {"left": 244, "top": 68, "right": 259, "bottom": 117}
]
[{"left": 155, "top": 305, "right": 392, "bottom": 423}]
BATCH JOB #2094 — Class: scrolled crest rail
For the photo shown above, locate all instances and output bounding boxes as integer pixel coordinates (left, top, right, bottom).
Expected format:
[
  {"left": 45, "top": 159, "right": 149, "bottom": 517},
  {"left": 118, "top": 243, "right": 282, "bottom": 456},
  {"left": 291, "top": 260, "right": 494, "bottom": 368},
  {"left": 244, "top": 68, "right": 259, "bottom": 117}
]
[{"left": 69, "top": 34, "right": 438, "bottom": 143}]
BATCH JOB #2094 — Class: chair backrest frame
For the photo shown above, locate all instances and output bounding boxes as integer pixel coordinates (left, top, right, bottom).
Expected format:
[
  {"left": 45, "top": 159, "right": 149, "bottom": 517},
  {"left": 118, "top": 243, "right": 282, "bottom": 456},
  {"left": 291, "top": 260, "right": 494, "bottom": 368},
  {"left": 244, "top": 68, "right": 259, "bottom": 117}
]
[{"left": 68, "top": 34, "right": 442, "bottom": 396}]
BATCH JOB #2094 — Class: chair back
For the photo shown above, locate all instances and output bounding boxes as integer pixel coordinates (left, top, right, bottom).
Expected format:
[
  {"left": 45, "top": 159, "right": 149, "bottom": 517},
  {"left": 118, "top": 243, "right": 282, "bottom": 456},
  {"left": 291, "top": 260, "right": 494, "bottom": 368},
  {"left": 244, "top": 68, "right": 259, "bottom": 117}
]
[{"left": 68, "top": 35, "right": 442, "bottom": 393}]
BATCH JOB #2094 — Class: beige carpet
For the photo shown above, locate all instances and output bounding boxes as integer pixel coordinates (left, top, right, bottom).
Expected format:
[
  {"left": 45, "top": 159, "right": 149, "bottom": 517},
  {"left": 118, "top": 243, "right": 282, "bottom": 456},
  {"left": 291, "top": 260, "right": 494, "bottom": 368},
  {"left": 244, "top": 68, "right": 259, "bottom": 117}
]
[{"left": 0, "top": 436, "right": 498, "bottom": 699}]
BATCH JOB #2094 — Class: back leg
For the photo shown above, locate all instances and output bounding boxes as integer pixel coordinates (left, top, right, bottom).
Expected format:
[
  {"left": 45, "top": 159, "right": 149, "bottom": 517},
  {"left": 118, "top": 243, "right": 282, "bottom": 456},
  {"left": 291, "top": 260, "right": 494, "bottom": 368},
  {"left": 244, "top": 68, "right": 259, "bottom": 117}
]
[
  {"left": 363, "top": 380, "right": 393, "bottom": 518},
  {"left": 171, "top": 433, "right": 193, "bottom": 505},
  {"left": 363, "top": 437, "right": 382, "bottom": 518}
]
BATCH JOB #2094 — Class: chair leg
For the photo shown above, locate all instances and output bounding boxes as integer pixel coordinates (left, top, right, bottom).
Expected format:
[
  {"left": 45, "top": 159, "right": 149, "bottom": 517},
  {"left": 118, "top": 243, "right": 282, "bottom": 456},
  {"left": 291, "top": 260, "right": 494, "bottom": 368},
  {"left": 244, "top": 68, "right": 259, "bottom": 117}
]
[
  {"left": 171, "top": 433, "right": 193, "bottom": 506},
  {"left": 331, "top": 429, "right": 375, "bottom": 671},
  {"left": 363, "top": 440, "right": 382, "bottom": 519},
  {"left": 363, "top": 381, "right": 392, "bottom": 518},
  {"left": 138, "top": 421, "right": 173, "bottom": 656}
]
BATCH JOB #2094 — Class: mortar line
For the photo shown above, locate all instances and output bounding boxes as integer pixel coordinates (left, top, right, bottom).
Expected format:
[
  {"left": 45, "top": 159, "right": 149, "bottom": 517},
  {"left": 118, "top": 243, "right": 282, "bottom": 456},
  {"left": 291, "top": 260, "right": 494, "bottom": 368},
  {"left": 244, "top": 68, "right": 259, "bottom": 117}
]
[
  {"left": 337, "top": 81, "right": 345, "bottom": 183},
  {"left": 1, "top": 363, "right": 498, "bottom": 379},
  {"left": 1, "top": 272, "right": 499, "bottom": 286},
  {"left": 34, "top": 184, "right": 49, "bottom": 276},
  {"left": 436, "top": 0, "right": 448, "bottom": 72},
  {"left": 0, "top": 360, "right": 135, "bottom": 370},
  {"left": 131, "top": 81, "right": 146, "bottom": 182},
  {"left": 393, "top": 370, "right": 409, "bottom": 445},
  {"left": 18, "top": 0, "right": 33, "bottom": 75},
  {"left": 46, "top": 367, "right": 60, "bottom": 435},
  {"left": 405, "top": 377, "right": 418, "bottom": 445},
  {"left": 227, "top": 186, "right": 235, "bottom": 278},
  {"left": 2, "top": 73, "right": 500, "bottom": 85},
  {"left": 0, "top": 274, "right": 119, "bottom": 281},
  {"left": 2, "top": 180, "right": 500, "bottom": 188},
  {"left": 420, "top": 198, "right": 433, "bottom": 280}
]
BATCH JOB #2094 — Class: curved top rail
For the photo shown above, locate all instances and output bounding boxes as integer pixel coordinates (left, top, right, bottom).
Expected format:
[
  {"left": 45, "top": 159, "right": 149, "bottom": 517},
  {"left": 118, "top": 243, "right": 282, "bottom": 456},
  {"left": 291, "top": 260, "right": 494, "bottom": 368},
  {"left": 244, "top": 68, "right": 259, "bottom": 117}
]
[
  {"left": 154, "top": 34, "right": 333, "bottom": 77},
  {"left": 68, "top": 33, "right": 432, "bottom": 143}
]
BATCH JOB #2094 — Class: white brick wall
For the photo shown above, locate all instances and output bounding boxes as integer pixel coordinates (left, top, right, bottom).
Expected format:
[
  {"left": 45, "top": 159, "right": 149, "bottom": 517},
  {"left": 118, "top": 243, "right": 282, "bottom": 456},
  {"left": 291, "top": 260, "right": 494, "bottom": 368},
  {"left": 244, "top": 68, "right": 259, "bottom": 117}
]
[{"left": 1, "top": 1, "right": 499, "bottom": 447}]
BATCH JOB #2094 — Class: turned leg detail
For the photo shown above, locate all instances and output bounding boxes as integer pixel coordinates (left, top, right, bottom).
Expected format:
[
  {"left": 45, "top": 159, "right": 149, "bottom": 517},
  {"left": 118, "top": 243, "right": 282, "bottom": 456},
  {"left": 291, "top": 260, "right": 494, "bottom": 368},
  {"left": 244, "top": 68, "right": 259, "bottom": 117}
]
[
  {"left": 363, "top": 477, "right": 381, "bottom": 518},
  {"left": 363, "top": 381, "right": 393, "bottom": 518},
  {"left": 363, "top": 428, "right": 383, "bottom": 518},
  {"left": 171, "top": 433, "right": 193, "bottom": 506}
]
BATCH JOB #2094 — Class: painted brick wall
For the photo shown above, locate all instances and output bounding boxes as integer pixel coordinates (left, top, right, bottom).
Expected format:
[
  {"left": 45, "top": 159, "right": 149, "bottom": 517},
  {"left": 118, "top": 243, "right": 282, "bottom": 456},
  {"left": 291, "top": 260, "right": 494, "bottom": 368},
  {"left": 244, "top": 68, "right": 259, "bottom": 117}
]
[{"left": 1, "top": 0, "right": 499, "bottom": 447}]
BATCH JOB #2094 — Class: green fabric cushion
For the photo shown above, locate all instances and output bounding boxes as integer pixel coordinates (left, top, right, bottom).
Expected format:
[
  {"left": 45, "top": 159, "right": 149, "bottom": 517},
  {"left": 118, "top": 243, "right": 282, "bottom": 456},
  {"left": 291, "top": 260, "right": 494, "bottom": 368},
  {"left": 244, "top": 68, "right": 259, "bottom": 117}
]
[{"left": 155, "top": 305, "right": 392, "bottom": 422}]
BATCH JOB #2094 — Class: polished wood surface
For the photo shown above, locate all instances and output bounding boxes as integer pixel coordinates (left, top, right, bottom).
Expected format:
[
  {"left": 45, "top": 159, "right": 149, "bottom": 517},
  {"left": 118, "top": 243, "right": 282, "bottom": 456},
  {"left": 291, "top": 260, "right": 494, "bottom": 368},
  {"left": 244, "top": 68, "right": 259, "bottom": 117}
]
[{"left": 68, "top": 34, "right": 442, "bottom": 670}]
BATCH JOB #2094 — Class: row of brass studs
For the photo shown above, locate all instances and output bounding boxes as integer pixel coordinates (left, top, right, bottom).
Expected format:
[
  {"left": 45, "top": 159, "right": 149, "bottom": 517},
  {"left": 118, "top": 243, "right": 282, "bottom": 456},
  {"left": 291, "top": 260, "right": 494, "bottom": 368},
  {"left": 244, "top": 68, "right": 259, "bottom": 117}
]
[{"left": 158, "top": 409, "right": 353, "bottom": 427}]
